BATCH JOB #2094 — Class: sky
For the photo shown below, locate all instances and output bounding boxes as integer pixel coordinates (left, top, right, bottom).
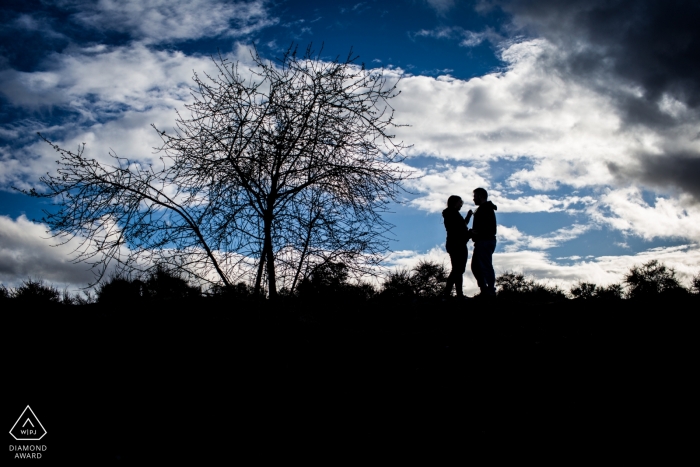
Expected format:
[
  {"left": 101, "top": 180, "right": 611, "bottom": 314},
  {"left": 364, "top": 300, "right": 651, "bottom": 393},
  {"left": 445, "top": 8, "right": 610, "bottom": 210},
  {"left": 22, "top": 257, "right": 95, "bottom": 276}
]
[{"left": 1, "top": 0, "right": 700, "bottom": 294}]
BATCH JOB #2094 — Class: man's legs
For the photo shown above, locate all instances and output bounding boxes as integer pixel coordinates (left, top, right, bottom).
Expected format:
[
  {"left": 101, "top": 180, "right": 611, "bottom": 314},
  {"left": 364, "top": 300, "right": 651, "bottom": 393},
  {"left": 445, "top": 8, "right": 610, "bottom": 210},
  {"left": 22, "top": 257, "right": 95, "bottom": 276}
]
[
  {"left": 444, "top": 248, "right": 468, "bottom": 297},
  {"left": 471, "top": 240, "right": 497, "bottom": 295}
]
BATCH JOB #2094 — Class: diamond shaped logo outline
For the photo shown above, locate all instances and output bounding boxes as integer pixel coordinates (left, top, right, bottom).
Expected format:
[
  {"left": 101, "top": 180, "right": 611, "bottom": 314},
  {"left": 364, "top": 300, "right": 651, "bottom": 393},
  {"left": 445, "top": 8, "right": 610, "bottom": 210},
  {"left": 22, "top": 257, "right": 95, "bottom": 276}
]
[{"left": 9, "top": 405, "right": 47, "bottom": 441}]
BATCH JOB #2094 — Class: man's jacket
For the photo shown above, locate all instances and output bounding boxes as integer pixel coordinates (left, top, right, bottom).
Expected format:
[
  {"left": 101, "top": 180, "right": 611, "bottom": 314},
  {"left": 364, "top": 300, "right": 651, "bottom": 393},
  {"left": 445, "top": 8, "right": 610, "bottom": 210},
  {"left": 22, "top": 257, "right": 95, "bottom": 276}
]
[
  {"left": 442, "top": 208, "right": 469, "bottom": 252},
  {"left": 471, "top": 201, "right": 497, "bottom": 242}
]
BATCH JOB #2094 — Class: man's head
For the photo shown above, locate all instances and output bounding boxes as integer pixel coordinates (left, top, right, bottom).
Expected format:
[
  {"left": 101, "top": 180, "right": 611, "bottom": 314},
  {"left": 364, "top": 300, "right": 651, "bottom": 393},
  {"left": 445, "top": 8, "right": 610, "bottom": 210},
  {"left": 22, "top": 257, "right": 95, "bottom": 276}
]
[
  {"left": 473, "top": 188, "right": 488, "bottom": 206},
  {"left": 447, "top": 195, "right": 463, "bottom": 210}
]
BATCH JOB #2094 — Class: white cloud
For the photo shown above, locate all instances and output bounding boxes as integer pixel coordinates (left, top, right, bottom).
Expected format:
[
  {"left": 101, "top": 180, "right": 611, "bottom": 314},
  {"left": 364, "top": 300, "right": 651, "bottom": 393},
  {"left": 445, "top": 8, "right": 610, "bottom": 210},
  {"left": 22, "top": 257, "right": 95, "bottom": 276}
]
[
  {"left": 71, "top": 0, "right": 276, "bottom": 43},
  {"left": 405, "top": 164, "right": 595, "bottom": 213},
  {"left": 590, "top": 187, "right": 700, "bottom": 242},
  {"left": 0, "top": 215, "right": 96, "bottom": 287},
  {"left": 392, "top": 39, "right": 700, "bottom": 193},
  {"left": 405, "top": 164, "right": 490, "bottom": 212},
  {"left": 0, "top": 43, "right": 260, "bottom": 190},
  {"left": 494, "top": 194, "right": 595, "bottom": 213},
  {"left": 0, "top": 215, "right": 255, "bottom": 290},
  {"left": 498, "top": 224, "right": 591, "bottom": 252},
  {"left": 0, "top": 43, "right": 214, "bottom": 109}
]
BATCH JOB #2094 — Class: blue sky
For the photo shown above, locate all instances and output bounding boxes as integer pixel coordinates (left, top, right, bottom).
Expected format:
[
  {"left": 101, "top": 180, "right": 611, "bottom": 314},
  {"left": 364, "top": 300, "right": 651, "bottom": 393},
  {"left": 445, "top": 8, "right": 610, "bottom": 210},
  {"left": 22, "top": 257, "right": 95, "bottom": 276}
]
[{"left": 1, "top": 0, "right": 700, "bottom": 293}]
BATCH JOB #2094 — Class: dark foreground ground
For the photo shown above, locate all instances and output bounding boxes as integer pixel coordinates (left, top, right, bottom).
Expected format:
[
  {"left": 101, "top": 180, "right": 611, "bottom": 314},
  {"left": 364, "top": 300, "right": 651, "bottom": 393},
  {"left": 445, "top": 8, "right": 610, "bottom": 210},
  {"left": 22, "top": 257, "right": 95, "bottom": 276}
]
[{"left": 3, "top": 296, "right": 697, "bottom": 462}]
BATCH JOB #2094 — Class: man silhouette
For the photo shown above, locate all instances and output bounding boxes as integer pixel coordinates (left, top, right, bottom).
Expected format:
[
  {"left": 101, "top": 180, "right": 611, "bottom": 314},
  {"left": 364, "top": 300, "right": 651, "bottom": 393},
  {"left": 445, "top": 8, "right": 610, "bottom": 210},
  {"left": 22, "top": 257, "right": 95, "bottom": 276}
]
[{"left": 467, "top": 188, "right": 497, "bottom": 297}]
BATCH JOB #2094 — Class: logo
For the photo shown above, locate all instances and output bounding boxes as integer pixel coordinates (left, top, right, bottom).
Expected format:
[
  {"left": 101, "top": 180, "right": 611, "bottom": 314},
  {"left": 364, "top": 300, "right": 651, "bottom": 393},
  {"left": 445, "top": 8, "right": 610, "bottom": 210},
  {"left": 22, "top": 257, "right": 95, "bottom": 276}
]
[{"left": 9, "top": 406, "right": 46, "bottom": 441}]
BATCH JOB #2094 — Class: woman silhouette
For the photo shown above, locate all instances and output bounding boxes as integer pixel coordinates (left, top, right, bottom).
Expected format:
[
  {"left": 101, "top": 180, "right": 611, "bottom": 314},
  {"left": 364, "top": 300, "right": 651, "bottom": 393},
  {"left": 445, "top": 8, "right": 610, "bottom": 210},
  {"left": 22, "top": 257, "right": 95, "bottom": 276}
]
[{"left": 442, "top": 195, "right": 471, "bottom": 299}]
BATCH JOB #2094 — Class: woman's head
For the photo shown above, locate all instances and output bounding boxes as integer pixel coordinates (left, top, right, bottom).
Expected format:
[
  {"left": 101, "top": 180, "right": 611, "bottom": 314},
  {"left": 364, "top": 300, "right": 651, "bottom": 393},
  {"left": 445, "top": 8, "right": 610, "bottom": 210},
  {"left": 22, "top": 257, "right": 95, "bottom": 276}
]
[{"left": 447, "top": 195, "right": 463, "bottom": 209}]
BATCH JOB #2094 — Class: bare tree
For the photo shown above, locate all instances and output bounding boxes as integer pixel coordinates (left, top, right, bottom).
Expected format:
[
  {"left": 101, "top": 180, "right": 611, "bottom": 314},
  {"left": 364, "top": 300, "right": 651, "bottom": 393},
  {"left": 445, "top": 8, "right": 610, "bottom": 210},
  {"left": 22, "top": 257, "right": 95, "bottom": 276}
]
[{"left": 27, "top": 44, "right": 412, "bottom": 296}]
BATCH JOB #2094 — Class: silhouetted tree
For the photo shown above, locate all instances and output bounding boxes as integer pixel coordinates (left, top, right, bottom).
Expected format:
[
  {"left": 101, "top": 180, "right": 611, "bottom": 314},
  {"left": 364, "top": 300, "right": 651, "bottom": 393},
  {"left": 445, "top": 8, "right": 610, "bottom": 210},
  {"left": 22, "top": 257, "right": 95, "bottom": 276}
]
[
  {"left": 29, "top": 44, "right": 411, "bottom": 298},
  {"left": 624, "top": 260, "right": 686, "bottom": 298}
]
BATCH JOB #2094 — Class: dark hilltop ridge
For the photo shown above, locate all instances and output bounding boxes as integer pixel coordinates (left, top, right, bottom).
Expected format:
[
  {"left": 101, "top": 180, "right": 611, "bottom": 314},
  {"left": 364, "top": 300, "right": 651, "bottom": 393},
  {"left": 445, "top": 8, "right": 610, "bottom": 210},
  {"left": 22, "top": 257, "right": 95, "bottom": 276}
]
[{"left": 3, "top": 260, "right": 697, "bottom": 462}]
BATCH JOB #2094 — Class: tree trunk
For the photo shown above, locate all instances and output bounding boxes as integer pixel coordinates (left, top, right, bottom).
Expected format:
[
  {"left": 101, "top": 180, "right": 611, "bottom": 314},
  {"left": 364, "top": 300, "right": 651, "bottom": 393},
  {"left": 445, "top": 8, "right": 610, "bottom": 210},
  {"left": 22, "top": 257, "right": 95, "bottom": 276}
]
[
  {"left": 254, "top": 245, "right": 266, "bottom": 296},
  {"left": 290, "top": 214, "right": 317, "bottom": 293},
  {"left": 263, "top": 212, "right": 277, "bottom": 298}
]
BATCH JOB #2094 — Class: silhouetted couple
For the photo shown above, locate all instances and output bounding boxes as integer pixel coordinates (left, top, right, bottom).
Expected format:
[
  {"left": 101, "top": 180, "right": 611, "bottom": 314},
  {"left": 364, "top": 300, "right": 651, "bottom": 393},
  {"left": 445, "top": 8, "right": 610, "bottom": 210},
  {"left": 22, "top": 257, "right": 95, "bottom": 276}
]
[{"left": 442, "top": 188, "right": 497, "bottom": 299}]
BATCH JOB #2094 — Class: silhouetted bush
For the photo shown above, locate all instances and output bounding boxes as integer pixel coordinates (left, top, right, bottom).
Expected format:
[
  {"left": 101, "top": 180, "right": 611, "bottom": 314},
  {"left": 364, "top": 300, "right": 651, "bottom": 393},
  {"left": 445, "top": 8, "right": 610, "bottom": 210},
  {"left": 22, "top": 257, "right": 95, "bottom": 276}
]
[
  {"left": 692, "top": 274, "right": 700, "bottom": 295},
  {"left": 296, "top": 262, "right": 376, "bottom": 301},
  {"left": 142, "top": 267, "right": 200, "bottom": 301},
  {"left": 12, "top": 279, "right": 61, "bottom": 304},
  {"left": 624, "top": 260, "right": 687, "bottom": 299},
  {"left": 56, "top": 289, "right": 96, "bottom": 306},
  {"left": 209, "top": 282, "right": 255, "bottom": 299},
  {"left": 570, "top": 281, "right": 597, "bottom": 299},
  {"left": 379, "top": 260, "right": 448, "bottom": 300},
  {"left": 97, "top": 267, "right": 200, "bottom": 304},
  {"left": 97, "top": 276, "right": 144, "bottom": 304},
  {"left": 1, "top": 284, "right": 10, "bottom": 302},
  {"left": 410, "top": 260, "right": 448, "bottom": 298},
  {"left": 496, "top": 272, "right": 567, "bottom": 302},
  {"left": 570, "top": 281, "right": 624, "bottom": 300},
  {"left": 594, "top": 283, "right": 624, "bottom": 300},
  {"left": 379, "top": 268, "right": 414, "bottom": 299},
  {"left": 297, "top": 262, "right": 349, "bottom": 297}
]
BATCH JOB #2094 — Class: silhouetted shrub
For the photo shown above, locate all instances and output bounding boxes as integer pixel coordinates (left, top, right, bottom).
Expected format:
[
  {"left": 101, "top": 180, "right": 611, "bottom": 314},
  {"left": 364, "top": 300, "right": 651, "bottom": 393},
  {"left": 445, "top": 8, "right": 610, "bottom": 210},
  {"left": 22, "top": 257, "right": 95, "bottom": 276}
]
[
  {"left": 411, "top": 260, "right": 448, "bottom": 298},
  {"left": 142, "top": 267, "right": 200, "bottom": 301},
  {"left": 1, "top": 284, "right": 10, "bottom": 301},
  {"left": 12, "top": 279, "right": 61, "bottom": 304},
  {"left": 496, "top": 272, "right": 567, "bottom": 302},
  {"left": 297, "top": 262, "right": 376, "bottom": 301},
  {"left": 98, "top": 268, "right": 200, "bottom": 303},
  {"left": 570, "top": 282, "right": 597, "bottom": 299},
  {"left": 624, "top": 260, "right": 687, "bottom": 299},
  {"left": 496, "top": 272, "right": 533, "bottom": 295},
  {"left": 97, "top": 276, "right": 144, "bottom": 304},
  {"left": 210, "top": 282, "right": 255, "bottom": 299},
  {"left": 56, "top": 289, "right": 96, "bottom": 306},
  {"left": 379, "top": 268, "right": 413, "bottom": 299},
  {"left": 692, "top": 274, "right": 700, "bottom": 295},
  {"left": 345, "top": 282, "right": 378, "bottom": 301},
  {"left": 594, "top": 283, "right": 624, "bottom": 300},
  {"left": 297, "top": 262, "right": 349, "bottom": 297},
  {"left": 570, "top": 281, "right": 624, "bottom": 300},
  {"left": 379, "top": 260, "right": 448, "bottom": 300}
]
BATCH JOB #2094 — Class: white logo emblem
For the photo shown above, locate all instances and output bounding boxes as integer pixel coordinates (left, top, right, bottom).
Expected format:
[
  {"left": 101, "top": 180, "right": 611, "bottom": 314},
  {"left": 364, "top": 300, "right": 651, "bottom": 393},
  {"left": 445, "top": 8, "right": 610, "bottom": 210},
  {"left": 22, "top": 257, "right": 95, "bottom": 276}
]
[{"left": 9, "top": 406, "right": 47, "bottom": 441}]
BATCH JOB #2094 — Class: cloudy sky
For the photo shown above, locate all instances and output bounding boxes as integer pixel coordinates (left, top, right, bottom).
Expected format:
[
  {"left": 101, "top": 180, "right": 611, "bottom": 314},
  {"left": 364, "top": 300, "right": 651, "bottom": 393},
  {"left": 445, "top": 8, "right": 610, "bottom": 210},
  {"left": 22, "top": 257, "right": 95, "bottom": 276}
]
[{"left": 1, "top": 0, "right": 700, "bottom": 293}]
